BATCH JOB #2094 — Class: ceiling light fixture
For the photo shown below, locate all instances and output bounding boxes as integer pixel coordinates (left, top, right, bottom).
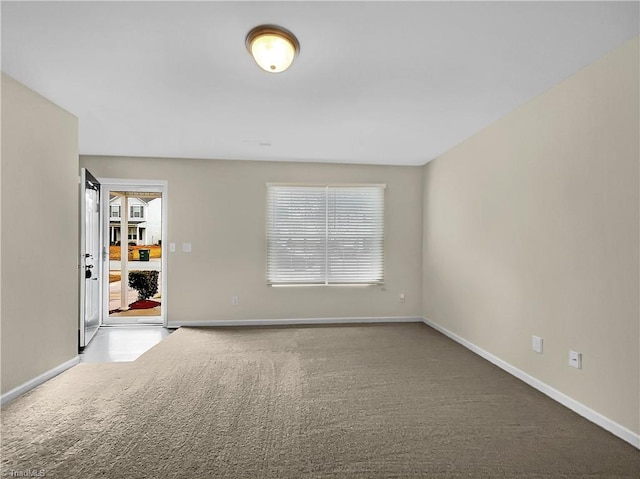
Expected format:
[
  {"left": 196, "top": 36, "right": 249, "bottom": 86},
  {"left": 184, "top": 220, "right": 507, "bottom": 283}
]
[{"left": 245, "top": 25, "right": 300, "bottom": 73}]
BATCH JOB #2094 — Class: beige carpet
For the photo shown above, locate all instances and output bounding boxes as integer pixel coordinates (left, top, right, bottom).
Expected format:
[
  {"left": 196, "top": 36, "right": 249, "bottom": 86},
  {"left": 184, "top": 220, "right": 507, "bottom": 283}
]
[{"left": 2, "top": 324, "right": 638, "bottom": 478}]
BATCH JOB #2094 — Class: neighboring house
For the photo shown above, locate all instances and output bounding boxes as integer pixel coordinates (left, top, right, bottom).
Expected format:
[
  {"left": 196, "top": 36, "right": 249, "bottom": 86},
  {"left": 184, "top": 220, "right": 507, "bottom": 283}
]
[
  {"left": 109, "top": 196, "right": 162, "bottom": 246},
  {"left": 145, "top": 198, "right": 162, "bottom": 245}
]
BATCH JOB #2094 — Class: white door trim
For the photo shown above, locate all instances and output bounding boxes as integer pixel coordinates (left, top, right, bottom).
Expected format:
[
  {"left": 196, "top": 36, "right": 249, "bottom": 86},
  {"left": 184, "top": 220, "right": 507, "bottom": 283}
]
[{"left": 99, "top": 178, "right": 168, "bottom": 328}]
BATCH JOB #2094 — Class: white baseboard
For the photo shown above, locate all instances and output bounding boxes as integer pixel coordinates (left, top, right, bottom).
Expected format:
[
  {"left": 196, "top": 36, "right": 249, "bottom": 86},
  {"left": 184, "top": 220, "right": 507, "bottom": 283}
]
[
  {"left": 167, "top": 316, "right": 422, "bottom": 328},
  {"left": 1, "top": 356, "right": 80, "bottom": 406},
  {"left": 422, "top": 317, "right": 640, "bottom": 449}
]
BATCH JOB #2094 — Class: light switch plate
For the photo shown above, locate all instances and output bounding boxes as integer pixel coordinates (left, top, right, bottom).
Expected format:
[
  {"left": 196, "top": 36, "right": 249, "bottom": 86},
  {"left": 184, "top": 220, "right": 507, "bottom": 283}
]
[
  {"left": 169, "top": 243, "right": 176, "bottom": 252},
  {"left": 532, "top": 336, "right": 543, "bottom": 354},
  {"left": 182, "top": 243, "right": 191, "bottom": 253}
]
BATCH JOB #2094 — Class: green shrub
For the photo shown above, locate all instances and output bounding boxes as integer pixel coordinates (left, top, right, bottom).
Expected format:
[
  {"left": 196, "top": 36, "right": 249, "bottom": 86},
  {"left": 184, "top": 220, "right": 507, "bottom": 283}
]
[{"left": 128, "top": 270, "right": 159, "bottom": 300}]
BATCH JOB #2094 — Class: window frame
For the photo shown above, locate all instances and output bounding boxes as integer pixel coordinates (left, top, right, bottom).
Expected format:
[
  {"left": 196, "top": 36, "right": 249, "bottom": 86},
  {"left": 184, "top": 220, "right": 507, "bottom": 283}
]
[
  {"left": 130, "top": 205, "right": 144, "bottom": 219},
  {"left": 127, "top": 226, "right": 138, "bottom": 240},
  {"left": 110, "top": 205, "right": 121, "bottom": 218},
  {"left": 266, "top": 183, "right": 385, "bottom": 286}
]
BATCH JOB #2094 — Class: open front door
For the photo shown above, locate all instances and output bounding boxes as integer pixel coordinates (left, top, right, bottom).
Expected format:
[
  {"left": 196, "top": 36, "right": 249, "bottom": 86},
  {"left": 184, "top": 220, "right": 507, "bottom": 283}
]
[{"left": 79, "top": 168, "right": 102, "bottom": 348}]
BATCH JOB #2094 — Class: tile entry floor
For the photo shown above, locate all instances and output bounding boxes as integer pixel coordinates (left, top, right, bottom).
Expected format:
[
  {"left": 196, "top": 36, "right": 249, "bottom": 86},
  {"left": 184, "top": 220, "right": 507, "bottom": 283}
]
[{"left": 80, "top": 326, "right": 173, "bottom": 363}]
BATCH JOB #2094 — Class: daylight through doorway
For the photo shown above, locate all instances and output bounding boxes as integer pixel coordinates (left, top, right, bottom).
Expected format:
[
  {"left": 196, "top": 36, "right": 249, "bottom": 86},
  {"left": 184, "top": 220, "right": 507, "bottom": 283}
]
[{"left": 107, "top": 191, "right": 163, "bottom": 323}]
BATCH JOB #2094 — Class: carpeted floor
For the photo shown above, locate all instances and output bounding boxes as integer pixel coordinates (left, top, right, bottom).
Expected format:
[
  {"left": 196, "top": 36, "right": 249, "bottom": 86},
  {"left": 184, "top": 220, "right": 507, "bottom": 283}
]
[{"left": 2, "top": 323, "right": 639, "bottom": 478}]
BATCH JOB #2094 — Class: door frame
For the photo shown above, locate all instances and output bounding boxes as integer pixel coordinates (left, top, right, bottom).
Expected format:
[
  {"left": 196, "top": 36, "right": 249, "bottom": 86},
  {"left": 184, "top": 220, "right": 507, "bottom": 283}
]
[{"left": 98, "top": 178, "right": 169, "bottom": 328}]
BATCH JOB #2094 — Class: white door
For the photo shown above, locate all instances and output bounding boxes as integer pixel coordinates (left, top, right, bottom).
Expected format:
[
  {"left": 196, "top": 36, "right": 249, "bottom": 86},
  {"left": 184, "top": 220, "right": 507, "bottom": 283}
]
[{"left": 79, "top": 168, "right": 102, "bottom": 348}]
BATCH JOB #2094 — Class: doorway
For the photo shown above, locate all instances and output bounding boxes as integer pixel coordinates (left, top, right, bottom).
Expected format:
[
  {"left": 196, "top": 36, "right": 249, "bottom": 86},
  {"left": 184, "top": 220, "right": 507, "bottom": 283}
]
[{"left": 100, "top": 179, "right": 168, "bottom": 327}]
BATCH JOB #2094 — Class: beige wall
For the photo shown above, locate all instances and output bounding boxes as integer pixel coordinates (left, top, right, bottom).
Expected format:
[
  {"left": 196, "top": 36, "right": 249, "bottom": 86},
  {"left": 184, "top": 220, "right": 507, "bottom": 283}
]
[
  {"left": 1, "top": 74, "right": 79, "bottom": 394},
  {"left": 422, "top": 38, "right": 639, "bottom": 434},
  {"left": 80, "top": 156, "right": 423, "bottom": 322}
]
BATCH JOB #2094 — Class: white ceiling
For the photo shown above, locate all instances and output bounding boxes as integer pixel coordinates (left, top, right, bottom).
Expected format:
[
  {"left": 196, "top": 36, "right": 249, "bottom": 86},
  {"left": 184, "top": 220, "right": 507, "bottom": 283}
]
[{"left": 2, "top": 1, "right": 638, "bottom": 166}]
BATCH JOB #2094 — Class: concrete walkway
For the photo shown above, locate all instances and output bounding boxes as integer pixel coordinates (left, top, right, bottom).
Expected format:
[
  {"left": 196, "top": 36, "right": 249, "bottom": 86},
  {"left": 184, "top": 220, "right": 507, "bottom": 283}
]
[{"left": 110, "top": 258, "right": 161, "bottom": 271}]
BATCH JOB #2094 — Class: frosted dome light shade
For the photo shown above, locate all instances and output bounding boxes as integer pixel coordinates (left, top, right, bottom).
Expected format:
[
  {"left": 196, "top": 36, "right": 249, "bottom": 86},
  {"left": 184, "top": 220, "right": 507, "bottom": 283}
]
[
  {"left": 246, "top": 25, "right": 299, "bottom": 73},
  {"left": 250, "top": 34, "right": 295, "bottom": 72}
]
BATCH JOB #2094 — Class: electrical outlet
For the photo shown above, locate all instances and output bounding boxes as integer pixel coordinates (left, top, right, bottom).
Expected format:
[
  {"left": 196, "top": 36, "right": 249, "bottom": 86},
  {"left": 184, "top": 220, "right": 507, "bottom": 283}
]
[
  {"left": 399, "top": 293, "right": 405, "bottom": 303},
  {"left": 569, "top": 350, "right": 582, "bottom": 369},
  {"left": 232, "top": 296, "right": 239, "bottom": 306},
  {"left": 532, "top": 336, "right": 543, "bottom": 354}
]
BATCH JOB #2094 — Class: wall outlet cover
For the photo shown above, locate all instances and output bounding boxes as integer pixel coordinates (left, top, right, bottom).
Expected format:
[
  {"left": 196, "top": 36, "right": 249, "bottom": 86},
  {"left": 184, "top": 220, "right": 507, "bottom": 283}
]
[{"left": 569, "top": 350, "right": 582, "bottom": 369}]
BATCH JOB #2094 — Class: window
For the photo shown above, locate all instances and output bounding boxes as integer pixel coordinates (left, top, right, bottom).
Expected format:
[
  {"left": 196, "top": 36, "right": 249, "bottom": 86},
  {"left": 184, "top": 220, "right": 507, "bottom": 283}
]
[
  {"left": 110, "top": 205, "right": 121, "bottom": 218},
  {"left": 130, "top": 205, "right": 144, "bottom": 218},
  {"left": 128, "top": 227, "right": 137, "bottom": 240},
  {"left": 267, "top": 185, "right": 384, "bottom": 285}
]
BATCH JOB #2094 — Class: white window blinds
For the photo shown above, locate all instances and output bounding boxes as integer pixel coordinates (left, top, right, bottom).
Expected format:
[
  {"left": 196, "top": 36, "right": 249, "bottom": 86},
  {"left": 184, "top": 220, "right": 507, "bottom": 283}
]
[{"left": 267, "top": 185, "right": 384, "bottom": 285}]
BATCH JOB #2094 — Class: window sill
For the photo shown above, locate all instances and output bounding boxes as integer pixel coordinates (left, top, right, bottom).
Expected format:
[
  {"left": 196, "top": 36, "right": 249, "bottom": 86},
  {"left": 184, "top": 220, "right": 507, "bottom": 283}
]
[{"left": 269, "top": 283, "right": 383, "bottom": 288}]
